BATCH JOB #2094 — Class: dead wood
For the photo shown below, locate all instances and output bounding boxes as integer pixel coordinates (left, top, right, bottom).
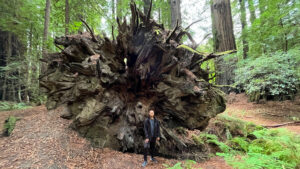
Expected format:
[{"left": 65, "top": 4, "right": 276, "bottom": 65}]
[{"left": 39, "top": 1, "right": 229, "bottom": 160}]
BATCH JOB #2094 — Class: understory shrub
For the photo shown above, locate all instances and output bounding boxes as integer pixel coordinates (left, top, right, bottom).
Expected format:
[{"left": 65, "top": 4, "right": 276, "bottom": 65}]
[
  {"left": 3, "top": 116, "right": 20, "bottom": 136},
  {"left": 235, "top": 49, "right": 300, "bottom": 102},
  {"left": 0, "top": 101, "right": 32, "bottom": 111}
]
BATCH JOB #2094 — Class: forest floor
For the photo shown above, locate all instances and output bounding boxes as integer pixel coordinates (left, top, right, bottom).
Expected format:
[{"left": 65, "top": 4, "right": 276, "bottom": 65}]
[
  {"left": 0, "top": 93, "right": 299, "bottom": 169},
  {"left": 225, "top": 93, "right": 300, "bottom": 135}
]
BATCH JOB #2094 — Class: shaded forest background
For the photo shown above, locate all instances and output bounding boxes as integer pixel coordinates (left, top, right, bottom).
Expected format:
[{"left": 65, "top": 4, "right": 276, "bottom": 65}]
[{"left": 0, "top": 0, "right": 299, "bottom": 105}]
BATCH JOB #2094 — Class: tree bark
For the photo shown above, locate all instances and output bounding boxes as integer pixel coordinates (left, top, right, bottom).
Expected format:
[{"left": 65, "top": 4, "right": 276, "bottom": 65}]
[
  {"left": 2, "top": 76, "right": 7, "bottom": 100},
  {"left": 248, "top": 0, "right": 256, "bottom": 24},
  {"left": 211, "top": 0, "right": 237, "bottom": 94},
  {"left": 16, "top": 46, "right": 22, "bottom": 102},
  {"left": 239, "top": 0, "right": 248, "bottom": 59},
  {"left": 42, "top": 0, "right": 51, "bottom": 72},
  {"left": 65, "top": 0, "right": 70, "bottom": 35},
  {"left": 2, "top": 32, "right": 12, "bottom": 101},
  {"left": 158, "top": 7, "right": 161, "bottom": 23},
  {"left": 143, "top": 0, "right": 151, "bottom": 15},
  {"left": 43, "top": 0, "right": 50, "bottom": 53},
  {"left": 40, "top": 2, "right": 227, "bottom": 160},
  {"left": 11, "top": 80, "right": 16, "bottom": 102},
  {"left": 18, "top": 70, "right": 22, "bottom": 102},
  {"left": 211, "top": 0, "right": 236, "bottom": 52},
  {"left": 170, "top": 0, "right": 182, "bottom": 28},
  {"left": 24, "top": 24, "right": 33, "bottom": 103}
]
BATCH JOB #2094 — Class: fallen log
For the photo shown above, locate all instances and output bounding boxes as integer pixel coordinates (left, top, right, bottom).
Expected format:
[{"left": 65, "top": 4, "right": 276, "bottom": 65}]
[
  {"left": 39, "top": 1, "right": 228, "bottom": 160},
  {"left": 263, "top": 121, "right": 300, "bottom": 128}
]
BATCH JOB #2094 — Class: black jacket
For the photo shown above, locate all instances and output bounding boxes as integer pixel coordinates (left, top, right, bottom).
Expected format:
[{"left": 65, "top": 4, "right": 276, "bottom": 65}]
[{"left": 144, "top": 117, "right": 161, "bottom": 139}]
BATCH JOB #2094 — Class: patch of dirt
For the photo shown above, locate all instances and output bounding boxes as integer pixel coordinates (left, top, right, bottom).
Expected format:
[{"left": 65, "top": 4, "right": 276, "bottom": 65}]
[
  {"left": 225, "top": 93, "right": 300, "bottom": 134},
  {"left": 0, "top": 106, "right": 231, "bottom": 169}
]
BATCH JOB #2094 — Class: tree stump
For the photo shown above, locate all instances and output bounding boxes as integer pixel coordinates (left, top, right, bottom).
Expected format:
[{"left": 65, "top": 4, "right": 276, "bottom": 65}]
[{"left": 39, "top": 2, "right": 226, "bottom": 160}]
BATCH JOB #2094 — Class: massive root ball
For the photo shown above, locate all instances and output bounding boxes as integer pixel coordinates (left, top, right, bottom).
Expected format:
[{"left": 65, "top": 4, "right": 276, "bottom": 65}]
[{"left": 39, "top": 2, "right": 226, "bottom": 160}]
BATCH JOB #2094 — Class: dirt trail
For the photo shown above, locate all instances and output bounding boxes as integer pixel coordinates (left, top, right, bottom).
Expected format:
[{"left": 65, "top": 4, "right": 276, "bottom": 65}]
[
  {"left": 226, "top": 93, "right": 300, "bottom": 135},
  {"left": 0, "top": 106, "right": 231, "bottom": 169}
]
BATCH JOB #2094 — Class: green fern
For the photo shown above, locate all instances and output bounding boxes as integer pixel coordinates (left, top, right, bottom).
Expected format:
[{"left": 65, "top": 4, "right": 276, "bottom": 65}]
[
  {"left": 3, "top": 116, "right": 20, "bottom": 136},
  {"left": 197, "top": 115, "right": 300, "bottom": 169},
  {"left": 0, "top": 102, "right": 31, "bottom": 111},
  {"left": 230, "top": 137, "right": 249, "bottom": 152},
  {"left": 219, "top": 128, "right": 300, "bottom": 169},
  {"left": 163, "top": 160, "right": 202, "bottom": 169},
  {"left": 193, "top": 133, "right": 232, "bottom": 153}
]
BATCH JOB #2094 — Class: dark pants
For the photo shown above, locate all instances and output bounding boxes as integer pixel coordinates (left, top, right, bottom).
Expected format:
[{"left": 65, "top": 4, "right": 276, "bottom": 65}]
[{"left": 144, "top": 138, "right": 156, "bottom": 161}]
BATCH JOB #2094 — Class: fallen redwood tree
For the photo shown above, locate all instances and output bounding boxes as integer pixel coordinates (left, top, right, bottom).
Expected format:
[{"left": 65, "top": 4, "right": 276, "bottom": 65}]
[{"left": 40, "top": 1, "right": 229, "bottom": 160}]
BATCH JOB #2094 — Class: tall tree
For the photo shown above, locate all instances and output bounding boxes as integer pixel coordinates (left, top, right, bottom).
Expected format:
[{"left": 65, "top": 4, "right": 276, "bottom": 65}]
[
  {"left": 211, "top": 0, "right": 236, "bottom": 51},
  {"left": 43, "top": 0, "right": 50, "bottom": 54},
  {"left": 170, "top": 0, "right": 181, "bottom": 28},
  {"left": 65, "top": 0, "right": 70, "bottom": 35},
  {"left": 1, "top": 32, "right": 12, "bottom": 100},
  {"left": 42, "top": 0, "right": 50, "bottom": 73},
  {"left": 248, "top": 0, "right": 256, "bottom": 24},
  {"left": 239, "top": 0, "right": 248, "bottom": 59},
  {"left": 143, "top": 0, "right": 151, "bottom": 14},
  {"left": 158, "top": 6, "right": 161, "bottom": 23},
  {"left": 211, "top": 0, "right": 236, "bottom": 93}
]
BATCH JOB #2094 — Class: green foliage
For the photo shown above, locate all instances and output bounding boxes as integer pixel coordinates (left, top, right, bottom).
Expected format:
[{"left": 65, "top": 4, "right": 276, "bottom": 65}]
[
  {"left": 0, "top": 0, "right": 173, "bottom": 103},
  {"left": 0, "top": 0, "right": 48, "bottom": 103},
  {"left": 191, "top": 115, "right": 300, "bottom": 169},
  {"left": 229, "top": 137, "right": 249, "bottom": 152},
  {"left": 201, "top": 59, "right": 215, "bottom": 83},
  {"left": 230, "top": 0, "right": 300, "bottom": 100},
  {"left": 3, "top": 116, "right": 20, "bottom": 136},
  {"left": 163, "top": 162, "right": 183, "bottom": 169},
  {"left": 0, "top": 102, "right": 32, "bottom": 111},
  {"left": 198, "top": 40, "right": 215, "bottom": 83},
  {"left": 193, "top": 132, "right": 232, "bottom": 153},
  {"left": 235, "top": 49, "right": 299, "bottom": 102},
  {"left": 219, "top": 128, "right": 300, "bottom": 169},
  {"left": 216, "top": 114, "right": 263, "bottom": 138},
  {"left": 163, "top": 160, "right": 201, "bottom": 169},
  {"left": 238, "top": 0, "right": 300, "bottom": 57}
]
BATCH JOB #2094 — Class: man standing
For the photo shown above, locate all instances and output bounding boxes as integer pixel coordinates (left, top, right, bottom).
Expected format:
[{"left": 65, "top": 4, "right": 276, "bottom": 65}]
[{"left": 142, "top": 109, "right": 161, "bottom": 167}]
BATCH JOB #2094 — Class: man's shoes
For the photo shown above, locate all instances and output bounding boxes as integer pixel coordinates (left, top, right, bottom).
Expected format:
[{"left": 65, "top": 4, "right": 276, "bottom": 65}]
[
  {"left": 150, "top": 157, "right": 158, "bottom": 163},
  {"left": 142, "top": 161, "right": 148, "bottom": 167}
]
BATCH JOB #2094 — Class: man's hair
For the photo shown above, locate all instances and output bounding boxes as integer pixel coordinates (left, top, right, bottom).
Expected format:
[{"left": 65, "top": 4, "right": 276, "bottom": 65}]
[{"left": 149, "top": 109, "right": 154, "bottom": 112}]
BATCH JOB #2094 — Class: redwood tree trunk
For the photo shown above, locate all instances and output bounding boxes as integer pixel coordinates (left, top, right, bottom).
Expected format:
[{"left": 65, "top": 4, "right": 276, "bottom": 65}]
[
  {"left": 143, "top": 0, "right": 151, "bottom": 14},
  {"left": 2, "top": 32, "right": 12, "bottom": 101},
  {"left": 42, "top": 0, "right": 51, "bottom": 73},
  {"left": 211, "top": 0, "right": 236, "bottom": 94},
  {"left": 239, "top": 0, "right": 248, "bottom": 59},
  {"left": 65, "top": 0, "right": 70, "bottom": 35},
  {"left": 170, "top": 0, "right": 182, "bottom": 28},
  {"left": 43, "top": 0, "right": 50, "bottom": 53}
]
